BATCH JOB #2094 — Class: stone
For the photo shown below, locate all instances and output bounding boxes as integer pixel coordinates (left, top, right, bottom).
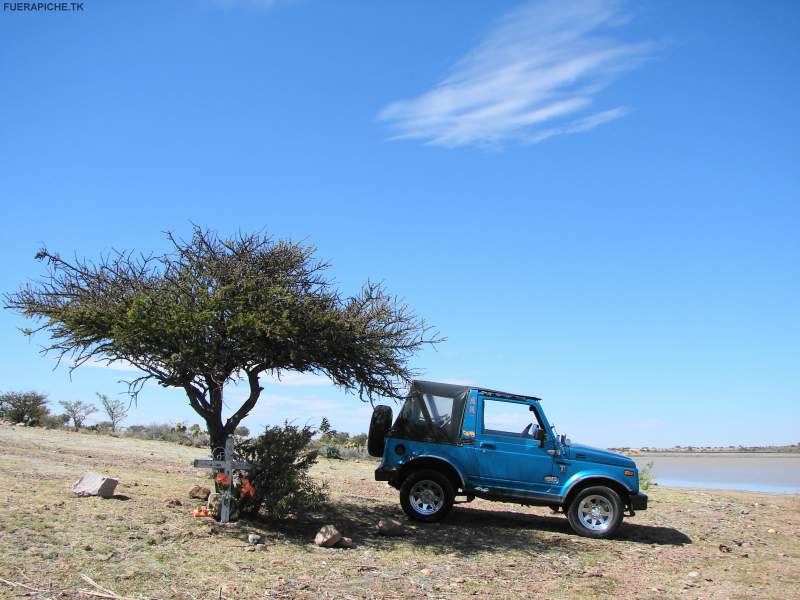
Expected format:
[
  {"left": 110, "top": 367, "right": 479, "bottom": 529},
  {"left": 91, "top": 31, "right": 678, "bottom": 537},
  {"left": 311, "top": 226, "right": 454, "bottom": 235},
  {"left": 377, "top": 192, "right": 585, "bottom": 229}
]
[
  {"left": 189, "top": 486, "right": 211, "bottom": 500},
  {"left": 767, "top": 528, "right": 777, "bottom": 534},
  {"left": 314, "top": 525, "right": 342, "bottom": 547},
  {"left": 255, "top": 543, "right": 267, "bottom": 551},
  {"left": 377, "top": 518, "right": 405, "bottom": 537},
  {"left": 207, "top": 493, "right": 222, "bottom": 514},
  {"left": 336, "top": 537, "right": 354, "bottom": 549},
  {"left": 688, "top": 571, "right": 699, "bottom": 578},
  {"left": 165, "top": 498, "right": 183, "bottom": 508},
  {"left": 72, "top": 472, "right": 118, "bottom": 499},
  {"left": 247, "top": 533, "right": 262, "bottom": 545}
]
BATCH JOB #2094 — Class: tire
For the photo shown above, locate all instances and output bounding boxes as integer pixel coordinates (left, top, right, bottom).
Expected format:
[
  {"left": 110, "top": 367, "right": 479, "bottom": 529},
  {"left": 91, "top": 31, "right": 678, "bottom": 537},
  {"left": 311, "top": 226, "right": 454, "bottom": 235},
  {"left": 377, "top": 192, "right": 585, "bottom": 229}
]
[
  {"left": 400, "top": 469, "right": 454, "bottom": 523},
  {"left": 367, "top": 405, "right": 393, "bottom": 457},
  {"left": 566, "top": 485, "right": 624, "bottom": 538}
]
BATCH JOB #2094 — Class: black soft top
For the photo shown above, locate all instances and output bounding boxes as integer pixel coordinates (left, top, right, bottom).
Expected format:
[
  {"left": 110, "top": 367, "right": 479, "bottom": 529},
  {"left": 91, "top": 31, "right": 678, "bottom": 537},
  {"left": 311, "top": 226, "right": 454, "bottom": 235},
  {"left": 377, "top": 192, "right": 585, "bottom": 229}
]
[
  {"left": 391, "top": 380, "right": 541, "bottom": 444},
  {"left": 412, "top": 380, "right": 541, "bottom": 403}
]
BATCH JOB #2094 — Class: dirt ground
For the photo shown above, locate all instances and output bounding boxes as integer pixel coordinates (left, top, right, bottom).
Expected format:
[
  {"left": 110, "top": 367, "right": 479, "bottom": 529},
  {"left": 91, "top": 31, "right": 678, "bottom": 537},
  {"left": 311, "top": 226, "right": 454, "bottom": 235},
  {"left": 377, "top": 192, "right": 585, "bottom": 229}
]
[{"left": 0, "top": 426, "right": 798, "bottom": 599}]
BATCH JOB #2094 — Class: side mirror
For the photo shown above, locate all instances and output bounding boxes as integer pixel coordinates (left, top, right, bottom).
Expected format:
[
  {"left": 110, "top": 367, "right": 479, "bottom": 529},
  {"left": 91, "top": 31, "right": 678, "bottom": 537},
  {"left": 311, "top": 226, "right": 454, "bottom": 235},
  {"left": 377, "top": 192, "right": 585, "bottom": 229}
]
[{"left": 560, "top": 434, "right": 571, "bottom": 447}]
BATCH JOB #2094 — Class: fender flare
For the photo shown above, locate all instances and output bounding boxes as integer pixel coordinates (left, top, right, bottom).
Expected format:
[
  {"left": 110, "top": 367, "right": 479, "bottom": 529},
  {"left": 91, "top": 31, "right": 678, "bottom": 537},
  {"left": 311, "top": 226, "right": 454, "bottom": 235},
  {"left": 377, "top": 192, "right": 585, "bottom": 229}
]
[
  {"left": 400, "top": 455, "right": 466, "bottom": 489},
  {"left": 561, "top": 475, "right": 634, "bottom": 505}
]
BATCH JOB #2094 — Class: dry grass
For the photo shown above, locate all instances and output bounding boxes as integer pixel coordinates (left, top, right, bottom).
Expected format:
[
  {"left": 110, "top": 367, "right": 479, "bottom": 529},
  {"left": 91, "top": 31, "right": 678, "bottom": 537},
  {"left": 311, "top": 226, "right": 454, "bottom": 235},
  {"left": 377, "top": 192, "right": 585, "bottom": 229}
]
[{"left": 0, "top": 425, "right": 798, "bottom": 599}]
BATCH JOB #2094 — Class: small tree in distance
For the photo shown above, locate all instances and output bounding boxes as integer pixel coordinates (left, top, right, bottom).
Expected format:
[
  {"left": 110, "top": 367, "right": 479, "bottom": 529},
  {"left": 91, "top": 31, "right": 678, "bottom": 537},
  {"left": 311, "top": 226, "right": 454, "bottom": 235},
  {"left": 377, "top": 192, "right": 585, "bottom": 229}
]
[
  {"left": 59, "top": 400, "right": 97, "bottom": 431},
  {"left": 5, "top": 227, "right": 440, "bottom": 451},
  {"left": 0, "top": 391, "right": 49, "bottom": 425},
  {"left": 97, "top": 393, "right": 128, "bottom": 432}
]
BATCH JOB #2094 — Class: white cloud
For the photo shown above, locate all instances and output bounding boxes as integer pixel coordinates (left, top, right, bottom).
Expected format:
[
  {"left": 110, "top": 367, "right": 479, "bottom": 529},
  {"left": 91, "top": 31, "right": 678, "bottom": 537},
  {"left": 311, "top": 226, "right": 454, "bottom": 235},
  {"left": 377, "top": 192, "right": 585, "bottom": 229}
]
[{"left": 378, "top": 0, "right": 652, "bottom": 148}]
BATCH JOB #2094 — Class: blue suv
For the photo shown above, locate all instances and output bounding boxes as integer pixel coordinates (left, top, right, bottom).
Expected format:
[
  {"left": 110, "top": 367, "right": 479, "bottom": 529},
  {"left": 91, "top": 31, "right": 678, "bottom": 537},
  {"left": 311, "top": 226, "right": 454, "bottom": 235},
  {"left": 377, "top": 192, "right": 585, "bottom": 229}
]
[{"left": 369, "top": 380, "right": 647, "bottom": 538}]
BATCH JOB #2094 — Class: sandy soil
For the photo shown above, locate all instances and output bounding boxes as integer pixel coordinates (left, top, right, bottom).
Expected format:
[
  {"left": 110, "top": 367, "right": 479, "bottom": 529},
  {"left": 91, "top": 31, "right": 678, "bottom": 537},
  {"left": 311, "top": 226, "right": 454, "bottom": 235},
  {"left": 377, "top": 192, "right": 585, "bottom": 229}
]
[{"left": 0, "top": 425, "right": 798, "bottom": 599}]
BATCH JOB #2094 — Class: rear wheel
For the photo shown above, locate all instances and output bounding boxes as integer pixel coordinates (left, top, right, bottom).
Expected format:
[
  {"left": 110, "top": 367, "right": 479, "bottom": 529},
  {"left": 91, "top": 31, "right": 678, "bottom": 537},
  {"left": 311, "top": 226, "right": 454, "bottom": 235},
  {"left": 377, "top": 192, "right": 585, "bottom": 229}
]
[
  {"left": 400, "top": 469, "right": 454, "bottom": 523},
  {"left": 367, "top": 405, "right": 393, "bottom": 457},
  {"left": 566, "top": 486, "right": 623, "bottom": 538}
]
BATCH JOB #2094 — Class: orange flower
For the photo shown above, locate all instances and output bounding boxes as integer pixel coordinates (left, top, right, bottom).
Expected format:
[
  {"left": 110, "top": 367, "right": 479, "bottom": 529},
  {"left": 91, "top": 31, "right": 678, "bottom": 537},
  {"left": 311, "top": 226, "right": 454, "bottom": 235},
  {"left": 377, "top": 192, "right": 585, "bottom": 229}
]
[
  {"left": 241, "top": 478, "right": 256, "bottom": 499},
  {"left": 215, "top": 472, "right": 230, "bottom": 486}
]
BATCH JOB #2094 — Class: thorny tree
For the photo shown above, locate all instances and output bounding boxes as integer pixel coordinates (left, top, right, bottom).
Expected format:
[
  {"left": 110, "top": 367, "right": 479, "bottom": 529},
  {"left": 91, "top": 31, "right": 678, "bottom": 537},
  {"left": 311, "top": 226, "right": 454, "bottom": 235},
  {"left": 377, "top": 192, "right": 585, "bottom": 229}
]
[
  {"left": 59, "top": 400, "right": 97, "bottom": 431},
  {"left": 97, "top": 393, "right": 128, "bottom": 432},
  {"left": 5, "top": 227, "right": 440, "bottom": 450}
]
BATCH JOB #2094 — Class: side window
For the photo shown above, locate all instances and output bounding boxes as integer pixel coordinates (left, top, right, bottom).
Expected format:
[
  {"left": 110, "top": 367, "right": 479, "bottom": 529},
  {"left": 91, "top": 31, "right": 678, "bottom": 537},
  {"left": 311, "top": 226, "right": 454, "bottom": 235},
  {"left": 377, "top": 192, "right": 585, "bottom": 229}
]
[{"left": 482, "top": 399, "right": 539, "bottom": 438}]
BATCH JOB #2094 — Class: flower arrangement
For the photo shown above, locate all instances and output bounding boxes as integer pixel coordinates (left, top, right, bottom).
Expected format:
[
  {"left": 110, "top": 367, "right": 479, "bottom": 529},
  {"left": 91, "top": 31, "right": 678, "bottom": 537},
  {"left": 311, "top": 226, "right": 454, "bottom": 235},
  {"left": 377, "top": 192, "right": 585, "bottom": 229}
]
[
  {"left": 215, "top": 472, "right": 230, "bottom": 487},
  {"left": 192, "top": 505, "right": 213, "bottom": 518},
  {"left": 240, "top": 478, "right": 256, "bottom": 499}
]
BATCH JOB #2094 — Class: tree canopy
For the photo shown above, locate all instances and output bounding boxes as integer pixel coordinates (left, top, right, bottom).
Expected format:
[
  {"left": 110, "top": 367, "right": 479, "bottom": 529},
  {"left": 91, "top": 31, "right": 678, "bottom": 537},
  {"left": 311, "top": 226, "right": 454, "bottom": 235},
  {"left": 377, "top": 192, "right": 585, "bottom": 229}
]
[
  {"left": 0, "top": 391, "right": 49, "bottom": 426},
  {"left": 5, "top": 227, "right": 440, "bottom": 448}
]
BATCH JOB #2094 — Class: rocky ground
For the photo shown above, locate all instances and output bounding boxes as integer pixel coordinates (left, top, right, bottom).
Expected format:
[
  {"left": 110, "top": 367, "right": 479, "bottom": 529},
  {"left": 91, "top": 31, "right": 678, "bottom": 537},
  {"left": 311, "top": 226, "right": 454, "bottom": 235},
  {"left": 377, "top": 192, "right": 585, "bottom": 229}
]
[{"left": 0, "top": 425, "right": 798, "bottom": 599}]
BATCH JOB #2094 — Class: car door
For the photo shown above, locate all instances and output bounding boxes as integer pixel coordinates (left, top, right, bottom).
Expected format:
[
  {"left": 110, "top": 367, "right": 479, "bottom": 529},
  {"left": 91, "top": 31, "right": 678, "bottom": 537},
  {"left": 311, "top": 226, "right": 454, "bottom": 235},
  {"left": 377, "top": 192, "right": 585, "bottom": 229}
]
[{"left": 475, "top": 395, "right": 555, "bottom": 495}]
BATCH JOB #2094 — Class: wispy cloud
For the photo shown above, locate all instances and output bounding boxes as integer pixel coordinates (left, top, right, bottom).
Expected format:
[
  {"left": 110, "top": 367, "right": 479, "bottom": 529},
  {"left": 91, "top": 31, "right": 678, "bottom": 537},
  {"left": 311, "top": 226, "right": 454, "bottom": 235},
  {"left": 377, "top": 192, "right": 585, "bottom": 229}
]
[{"left": 379, "top": 0, "right": 653, "bottom": 148}]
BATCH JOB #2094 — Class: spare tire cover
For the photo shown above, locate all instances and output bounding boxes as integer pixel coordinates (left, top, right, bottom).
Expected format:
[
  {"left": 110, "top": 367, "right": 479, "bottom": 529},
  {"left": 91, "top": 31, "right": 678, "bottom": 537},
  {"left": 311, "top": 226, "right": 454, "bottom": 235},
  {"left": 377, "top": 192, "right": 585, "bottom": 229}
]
[{"left": 367, "top": 405, "right": 393, "bottom": 457}]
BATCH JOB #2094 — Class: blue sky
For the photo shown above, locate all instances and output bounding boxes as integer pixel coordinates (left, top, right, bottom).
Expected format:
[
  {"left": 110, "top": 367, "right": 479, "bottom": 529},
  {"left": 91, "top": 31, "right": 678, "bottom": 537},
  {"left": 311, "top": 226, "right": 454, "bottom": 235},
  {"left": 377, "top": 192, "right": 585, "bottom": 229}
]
[{"left": 1, "top": 0, "right": 797, "bottom": 447}]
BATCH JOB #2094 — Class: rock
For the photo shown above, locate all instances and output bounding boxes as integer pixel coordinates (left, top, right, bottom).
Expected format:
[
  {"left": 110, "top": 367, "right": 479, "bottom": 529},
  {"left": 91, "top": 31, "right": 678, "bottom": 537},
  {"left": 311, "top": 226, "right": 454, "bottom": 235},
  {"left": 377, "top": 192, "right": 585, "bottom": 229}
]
[
  {"left": 314, "top": 524, "right": 342, "bottom": 547},
  {"left": 336, "top": 537, "right": 354, "bottom": 549},
  {"left": 718, "top": 544, "right": 732, "bottom": 553},
  {"left": 245, "top": 546, "right": 256, "bottom": 552},
  {"left": 73, "top": 472, "right": 118, "bottom": 499},
  {"left": 207, "top": 493, "right": 222, "bottom": 514},
  {"left": 688, "top": 571, "right": 699, "bottom": 578},
  {"left": 767, "top": 528, "right": 777, "bottom": 534},
  {"left": 255, "top": 543, "right": 267, "bottom": 551},
  {"left": 165, "top": 498, "right": 183, "bottom": 508},
  {"left": 189, "top": 486, "right": 211, "bottom": 500},
  {"left": 247, "top": 533, "right": 262, "bottom": 545},
  {"left": 377, "top": 518, "right": 405, "bottom": 537}
]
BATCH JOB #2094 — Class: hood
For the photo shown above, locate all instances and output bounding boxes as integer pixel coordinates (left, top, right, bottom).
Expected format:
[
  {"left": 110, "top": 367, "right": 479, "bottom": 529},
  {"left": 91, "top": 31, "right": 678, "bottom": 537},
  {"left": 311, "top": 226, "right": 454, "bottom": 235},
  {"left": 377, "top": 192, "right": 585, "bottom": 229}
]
[{"left": 568, "top": 443, "right": 635, "bottom": 468}]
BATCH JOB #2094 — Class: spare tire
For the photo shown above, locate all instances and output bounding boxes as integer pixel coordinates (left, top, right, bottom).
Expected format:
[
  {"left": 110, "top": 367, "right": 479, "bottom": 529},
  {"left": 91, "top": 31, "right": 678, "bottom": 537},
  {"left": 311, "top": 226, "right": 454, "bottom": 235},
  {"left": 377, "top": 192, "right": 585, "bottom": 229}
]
[{"left": 367, "top": 405, "right": 393, "bottom": 457}]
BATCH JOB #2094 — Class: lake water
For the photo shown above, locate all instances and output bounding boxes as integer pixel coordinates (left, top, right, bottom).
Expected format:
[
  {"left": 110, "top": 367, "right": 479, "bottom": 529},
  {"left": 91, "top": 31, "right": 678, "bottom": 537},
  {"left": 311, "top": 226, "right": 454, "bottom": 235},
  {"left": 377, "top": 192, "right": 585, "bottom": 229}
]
[{"left": 634, "top": 453, "right": 800, "bottom": 494}]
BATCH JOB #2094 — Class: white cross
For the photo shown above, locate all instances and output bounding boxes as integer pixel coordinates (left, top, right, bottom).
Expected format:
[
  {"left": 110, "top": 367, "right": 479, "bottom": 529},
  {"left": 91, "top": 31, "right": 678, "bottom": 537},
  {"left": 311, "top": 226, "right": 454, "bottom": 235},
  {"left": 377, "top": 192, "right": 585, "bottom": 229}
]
[{"left": 192, "top": 436, "right": 253, "bottom": 523}]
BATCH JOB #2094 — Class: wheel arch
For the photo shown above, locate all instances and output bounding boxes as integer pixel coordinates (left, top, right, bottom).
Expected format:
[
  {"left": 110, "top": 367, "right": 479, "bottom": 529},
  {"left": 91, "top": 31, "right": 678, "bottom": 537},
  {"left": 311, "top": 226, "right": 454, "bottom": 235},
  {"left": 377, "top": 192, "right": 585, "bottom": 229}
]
[
  {"left": 397, "top": 456, "right": 464, "bottom": 492},
  {"left": 562, "top": 476, "right": 631, "bottom": 509}
]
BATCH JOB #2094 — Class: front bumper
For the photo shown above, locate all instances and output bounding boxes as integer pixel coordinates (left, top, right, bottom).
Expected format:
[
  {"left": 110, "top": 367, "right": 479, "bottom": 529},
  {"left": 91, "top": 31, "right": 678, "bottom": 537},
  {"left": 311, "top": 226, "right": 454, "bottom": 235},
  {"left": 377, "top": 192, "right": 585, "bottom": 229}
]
[
  {"left": 375, "top": 466, "right": 397, "bottom": 481},
  {"left": 630, "top": 491, "right": 648, "bottom": 511}
]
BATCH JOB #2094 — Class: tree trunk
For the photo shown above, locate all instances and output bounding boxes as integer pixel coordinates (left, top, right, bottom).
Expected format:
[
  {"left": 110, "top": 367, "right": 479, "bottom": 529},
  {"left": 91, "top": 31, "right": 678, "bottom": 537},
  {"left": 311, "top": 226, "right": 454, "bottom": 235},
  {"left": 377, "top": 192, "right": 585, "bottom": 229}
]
[{"left": 206, "top": 417, "right": 229, "bottom": 456}]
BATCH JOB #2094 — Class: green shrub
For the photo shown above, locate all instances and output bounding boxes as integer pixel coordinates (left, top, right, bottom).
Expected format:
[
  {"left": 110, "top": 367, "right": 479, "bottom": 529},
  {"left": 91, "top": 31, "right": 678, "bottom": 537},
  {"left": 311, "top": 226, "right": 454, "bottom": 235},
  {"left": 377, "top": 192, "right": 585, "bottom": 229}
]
[
  {"left": 124, "top": 423, "right": 208, "bottom": 447},
  {"left": 235, "top": 423, "right": 327, "bottom": 520},
  {"left": 40, "top": 413, "right": 69, "bottom": 429},
  {"left": 639, "top": 461, "right": 655, "bottom": 491},
  {"left": 324, "top": 445, "right": 341, "bottom": 459}
]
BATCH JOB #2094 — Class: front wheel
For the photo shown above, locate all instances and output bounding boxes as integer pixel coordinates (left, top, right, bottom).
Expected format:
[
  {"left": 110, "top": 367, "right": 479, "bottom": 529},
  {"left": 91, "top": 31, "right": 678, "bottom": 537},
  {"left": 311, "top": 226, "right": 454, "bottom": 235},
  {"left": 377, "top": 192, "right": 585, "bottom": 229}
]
[
  {"left": 400, "top": 469, "right": 454, "bottom": 523},
  {"left": 566, "top": 486, "right": 623, "bottom": 538}
]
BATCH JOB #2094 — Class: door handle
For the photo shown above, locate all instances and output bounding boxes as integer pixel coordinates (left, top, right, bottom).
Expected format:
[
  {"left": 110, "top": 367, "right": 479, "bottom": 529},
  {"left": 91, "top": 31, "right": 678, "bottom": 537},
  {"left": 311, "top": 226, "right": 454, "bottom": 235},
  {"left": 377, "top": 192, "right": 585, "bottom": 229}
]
[{"left": 480, "top": 442, "right": 495, "bottom": 449}]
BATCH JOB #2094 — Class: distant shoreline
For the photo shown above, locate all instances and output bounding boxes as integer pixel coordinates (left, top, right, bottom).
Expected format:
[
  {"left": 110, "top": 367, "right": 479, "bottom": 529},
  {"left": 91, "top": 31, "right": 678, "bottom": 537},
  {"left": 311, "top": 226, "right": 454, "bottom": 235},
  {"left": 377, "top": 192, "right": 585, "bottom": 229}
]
[{"left": 610, "top": 446, "right": 800, "bottom": 455}]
